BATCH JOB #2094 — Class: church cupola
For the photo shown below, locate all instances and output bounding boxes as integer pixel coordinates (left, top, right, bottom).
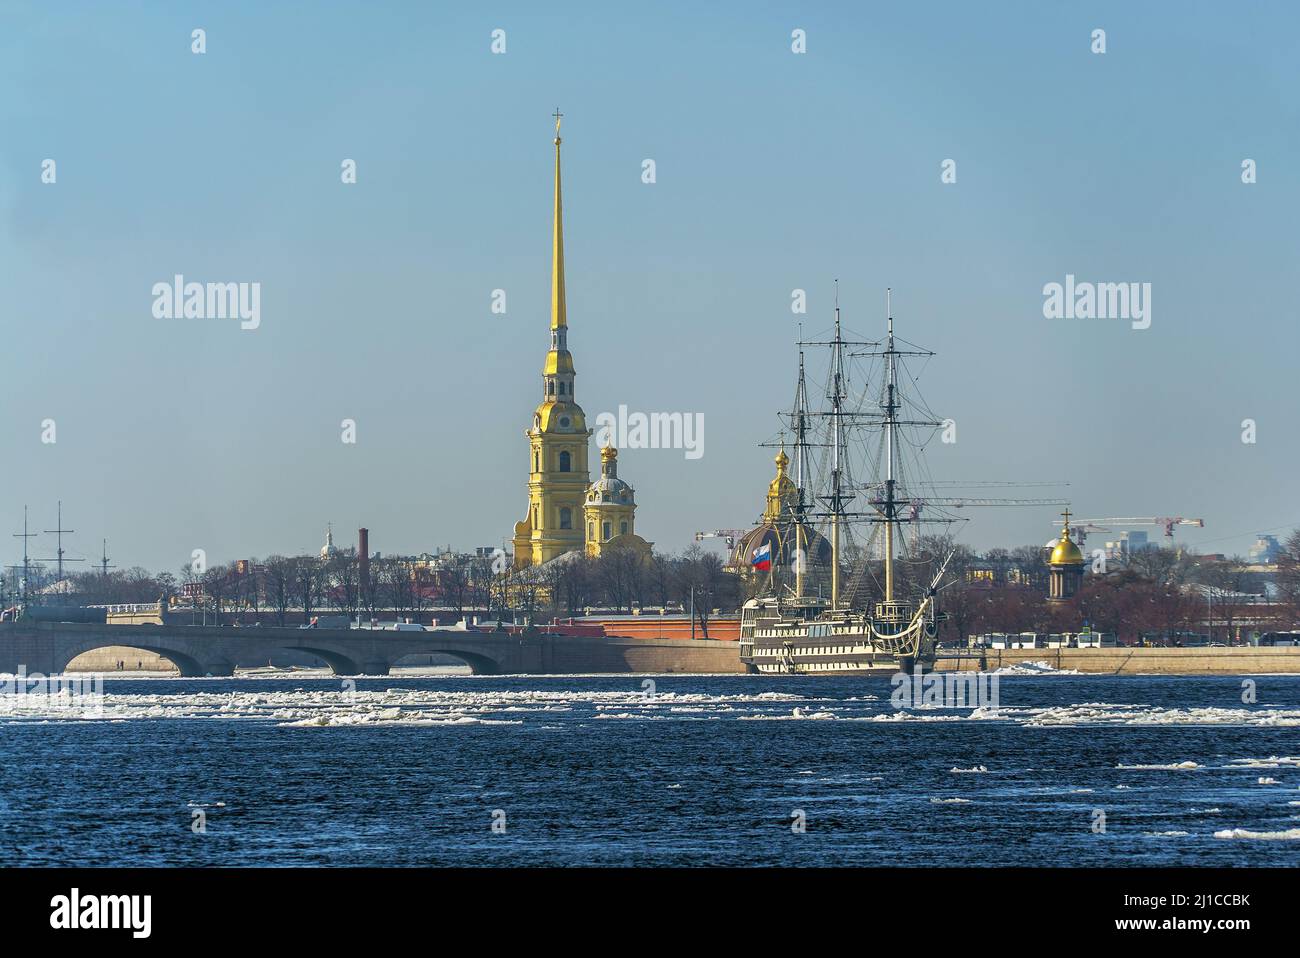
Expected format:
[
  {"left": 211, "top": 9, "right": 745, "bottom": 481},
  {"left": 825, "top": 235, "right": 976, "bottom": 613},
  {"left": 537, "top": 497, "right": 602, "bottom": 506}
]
[
  {"left": 1047, "top": 509, "right": 1086, "bottom": 601},
  {"left": 584, "top": 445, "right": 643, "bottom": 557}
]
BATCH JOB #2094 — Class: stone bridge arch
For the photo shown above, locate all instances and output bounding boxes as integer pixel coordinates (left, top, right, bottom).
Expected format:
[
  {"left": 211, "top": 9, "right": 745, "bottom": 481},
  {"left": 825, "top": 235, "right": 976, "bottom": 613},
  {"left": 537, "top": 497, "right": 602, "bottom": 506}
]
[
  {"left": 59, "top": 641, "right": 206, "bottom": 677},
  {"left": 283, "top": 646, "right": 364, "bottom": 676},
  {"left": 389, "top": 645, "right": 504, "bottom": 675}
]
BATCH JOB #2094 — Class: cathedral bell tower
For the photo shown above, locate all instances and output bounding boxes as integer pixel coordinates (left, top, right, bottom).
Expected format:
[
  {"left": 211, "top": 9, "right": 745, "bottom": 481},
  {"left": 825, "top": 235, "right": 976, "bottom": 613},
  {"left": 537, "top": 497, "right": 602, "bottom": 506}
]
[{"left": 513, "top": 110, "right": 592, "bottom": 567}]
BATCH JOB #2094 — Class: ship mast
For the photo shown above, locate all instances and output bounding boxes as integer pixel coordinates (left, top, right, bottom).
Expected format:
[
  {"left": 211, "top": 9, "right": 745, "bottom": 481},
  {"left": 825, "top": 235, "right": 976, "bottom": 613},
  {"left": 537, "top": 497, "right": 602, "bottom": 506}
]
[
  {"left": 827, "top": 283, "right": 848, "bottom": 610},
  {"left": 853, "top": 289, "right": 939, "bottom": 621},
  {"left": 883, "top": 289, "right": 897, "bottom": 602},
  {"left": 791, "top": 285, "right": 876, "bottom": 611},
  {"left": 791, "top": 343, "right": 810, "bottom": 599}
]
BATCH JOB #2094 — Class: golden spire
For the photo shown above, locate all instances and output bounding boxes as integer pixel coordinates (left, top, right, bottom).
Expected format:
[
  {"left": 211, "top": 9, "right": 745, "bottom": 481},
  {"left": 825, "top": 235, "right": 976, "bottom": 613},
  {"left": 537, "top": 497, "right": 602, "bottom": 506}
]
[{"left": 551, "top": 108, "right": 566, "bottom": 331}]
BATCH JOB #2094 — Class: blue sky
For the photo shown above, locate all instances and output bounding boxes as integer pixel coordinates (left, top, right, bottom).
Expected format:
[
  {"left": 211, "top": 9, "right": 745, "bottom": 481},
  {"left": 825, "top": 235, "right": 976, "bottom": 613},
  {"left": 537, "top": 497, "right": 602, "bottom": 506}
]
[{"left": 2, "top": 1, "right": 1298, "bottom": 572}]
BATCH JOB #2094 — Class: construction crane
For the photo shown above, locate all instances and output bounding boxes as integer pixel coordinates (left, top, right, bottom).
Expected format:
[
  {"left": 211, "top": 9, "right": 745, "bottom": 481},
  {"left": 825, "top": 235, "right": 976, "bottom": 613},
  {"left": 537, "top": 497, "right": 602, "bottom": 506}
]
[
  {"left": 1046, "top": 522, "right": 1112, "bottom": 548},
  {"left": 1056, "top": 516, "right": 1205, "bottom": 546},
  {"left": 694, "top": 530, "right": 749, "bottom": 550}
]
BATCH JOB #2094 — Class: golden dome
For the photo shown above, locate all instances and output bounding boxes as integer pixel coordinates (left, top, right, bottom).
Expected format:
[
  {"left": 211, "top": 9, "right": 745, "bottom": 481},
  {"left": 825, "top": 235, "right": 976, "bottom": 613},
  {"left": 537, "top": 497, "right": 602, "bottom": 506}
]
[
  {"left": 1049, "top": 513, "right": 1084, "bottom": 566},
  {"left": 765, "top": 447, "right": 797, "bottom": 520},
  {"left": 1049, "top": 537, "right": 1083, "bottom": 566},
  {"left": 543, "top": 350, "right": 574, "bottom": 376},
  {"left": 534, "top": 400, "right": 586, "bottom": 433},
  {"left": 601, "top": 445, "right": 618, "bottom": 462}
]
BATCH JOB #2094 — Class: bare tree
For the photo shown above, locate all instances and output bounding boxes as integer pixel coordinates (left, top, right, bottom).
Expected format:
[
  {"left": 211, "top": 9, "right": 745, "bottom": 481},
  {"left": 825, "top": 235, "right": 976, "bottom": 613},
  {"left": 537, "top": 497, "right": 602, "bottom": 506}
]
[
  {"left": 596, "top": 546, "right": 643, "bottom": 614},
  {"left": 1189, "top": 557, "right": 1262, "bottom": 643},
  {"left": 263, "top": 555, "right": 294, "bottom": 626},
  {"left": 467, "top": 554, "right": 495, "bottom": 614},
  {"left": 675, "top": 545, "right": 729, "bottom": 638},
  {"left": 376, "top": 557, "right": 421, "bottom": 621},
  {"left": 441, "top": 556, "right": 471, "bottom": 617},
  {"left": 328, "top": 548, "right": 361, "bottom": 616},
  {"left": 646, "top": 553, "right": 674, "bottom": 608},
  {"left": 1125, "top": 545, "right": 1188, "bottom": 587},
  {"left": 1276, "top": 529, "right": 1300, "bottom": 624},
  {"left": 290, "top": 556, "right": 324, "bottom": 623},
  {"left": 558, "top": 554, "right": 593, "bottom": 616},
  {"left": 200, "top": 564, "right": 234, "bottom": 625}
]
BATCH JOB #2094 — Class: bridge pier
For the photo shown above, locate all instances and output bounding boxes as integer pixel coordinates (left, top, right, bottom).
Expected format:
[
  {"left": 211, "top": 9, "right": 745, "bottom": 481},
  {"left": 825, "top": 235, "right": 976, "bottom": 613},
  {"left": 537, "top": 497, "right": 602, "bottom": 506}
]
[{"left": 196, "top": 659, "right": 236, "bottom": 678}]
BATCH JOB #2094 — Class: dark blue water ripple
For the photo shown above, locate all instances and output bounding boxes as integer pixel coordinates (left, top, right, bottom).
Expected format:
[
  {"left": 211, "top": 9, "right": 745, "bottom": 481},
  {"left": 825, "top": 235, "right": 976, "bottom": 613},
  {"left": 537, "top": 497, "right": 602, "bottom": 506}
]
[{"left": 2, "top": 673, "right": 1298, "bottom": 866}]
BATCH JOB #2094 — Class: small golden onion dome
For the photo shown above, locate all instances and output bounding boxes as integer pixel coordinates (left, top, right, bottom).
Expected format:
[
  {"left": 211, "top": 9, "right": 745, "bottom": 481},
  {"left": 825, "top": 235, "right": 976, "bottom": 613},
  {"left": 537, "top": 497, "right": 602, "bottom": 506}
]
[
  {"left": 764, "top": 447, "right": 797, "bottom": 520},
  {"left": 1049, "top": 531, "right": 1084, "bottom": 566}
]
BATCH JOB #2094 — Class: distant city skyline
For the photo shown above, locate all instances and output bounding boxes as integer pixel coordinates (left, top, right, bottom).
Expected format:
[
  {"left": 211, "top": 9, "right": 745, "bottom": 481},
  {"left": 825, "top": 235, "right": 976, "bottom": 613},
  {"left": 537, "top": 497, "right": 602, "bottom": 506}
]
[{"left": 4, "top": 3, "right": 1299, "bottom": 573}]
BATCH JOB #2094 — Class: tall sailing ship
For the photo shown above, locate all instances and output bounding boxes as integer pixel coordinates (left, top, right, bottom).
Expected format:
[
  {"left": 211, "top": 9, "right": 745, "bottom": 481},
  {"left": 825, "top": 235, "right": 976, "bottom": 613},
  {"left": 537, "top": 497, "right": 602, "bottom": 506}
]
[
  {"left": 739, "top": 290, "right": 1067, "bottom": 675},
  {"left": 739, "top": 289, "right": 987, "bottom": 675}
]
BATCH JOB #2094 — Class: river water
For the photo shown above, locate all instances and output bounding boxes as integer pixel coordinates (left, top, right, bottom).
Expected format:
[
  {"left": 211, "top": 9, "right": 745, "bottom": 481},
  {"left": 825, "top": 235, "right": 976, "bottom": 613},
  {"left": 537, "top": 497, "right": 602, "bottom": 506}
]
[{"left": 2, "top": 667, "right": 1298, "bottom": 866}]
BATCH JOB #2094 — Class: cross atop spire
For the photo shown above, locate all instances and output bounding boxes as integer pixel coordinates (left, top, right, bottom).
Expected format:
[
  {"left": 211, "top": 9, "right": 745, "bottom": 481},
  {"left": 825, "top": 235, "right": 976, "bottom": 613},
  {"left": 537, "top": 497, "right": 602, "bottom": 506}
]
[
  {"left": 1060, "top": 508, "right": 1073, "bottom": 537},
  {"left": 553, "top": 107, "right": 563, "bottom": 141}
]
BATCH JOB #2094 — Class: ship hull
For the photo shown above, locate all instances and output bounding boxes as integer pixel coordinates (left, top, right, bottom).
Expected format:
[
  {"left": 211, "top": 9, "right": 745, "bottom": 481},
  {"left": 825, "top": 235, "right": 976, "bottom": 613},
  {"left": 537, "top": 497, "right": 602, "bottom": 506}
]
[{"left": 740, "top": 637, "right": 901, "bottom": 674}]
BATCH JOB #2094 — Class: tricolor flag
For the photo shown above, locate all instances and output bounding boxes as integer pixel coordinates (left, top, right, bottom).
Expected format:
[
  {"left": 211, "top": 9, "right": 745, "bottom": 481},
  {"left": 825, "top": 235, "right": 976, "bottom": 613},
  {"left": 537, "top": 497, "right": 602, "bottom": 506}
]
[{"left": 751, "top": 542, "right": 772, "bottom": 572}]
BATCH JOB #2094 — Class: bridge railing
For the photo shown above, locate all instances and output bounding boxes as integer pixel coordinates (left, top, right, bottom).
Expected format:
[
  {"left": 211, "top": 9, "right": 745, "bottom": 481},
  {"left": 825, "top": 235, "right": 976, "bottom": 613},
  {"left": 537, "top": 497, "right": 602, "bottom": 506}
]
[{"left": 90, "top": 603, "right": 165, "bottom": 614}]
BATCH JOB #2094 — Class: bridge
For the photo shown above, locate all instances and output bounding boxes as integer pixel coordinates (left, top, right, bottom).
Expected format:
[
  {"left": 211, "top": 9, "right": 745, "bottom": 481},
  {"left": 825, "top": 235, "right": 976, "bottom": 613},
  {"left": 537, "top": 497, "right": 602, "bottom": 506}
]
[
  {"left": 0, "top": 621, "right": 746, "bottom": 676},
  {"left": 0, "top": 622, "right": 539, "bottom": 676}
]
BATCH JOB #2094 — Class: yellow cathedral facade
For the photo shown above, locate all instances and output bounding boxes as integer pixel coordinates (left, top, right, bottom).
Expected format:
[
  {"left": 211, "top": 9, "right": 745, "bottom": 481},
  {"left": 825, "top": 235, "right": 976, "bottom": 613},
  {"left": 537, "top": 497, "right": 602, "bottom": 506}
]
[{"left": 512, "top": 112, "right": 652, "bottom": 568}]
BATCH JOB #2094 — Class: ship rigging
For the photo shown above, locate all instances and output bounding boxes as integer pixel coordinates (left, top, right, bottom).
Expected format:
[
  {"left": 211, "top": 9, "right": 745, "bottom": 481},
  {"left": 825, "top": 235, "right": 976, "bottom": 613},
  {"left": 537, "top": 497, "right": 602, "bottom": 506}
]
[{"left": 739, "top": 288, "right": 1067, "bottom": 674}]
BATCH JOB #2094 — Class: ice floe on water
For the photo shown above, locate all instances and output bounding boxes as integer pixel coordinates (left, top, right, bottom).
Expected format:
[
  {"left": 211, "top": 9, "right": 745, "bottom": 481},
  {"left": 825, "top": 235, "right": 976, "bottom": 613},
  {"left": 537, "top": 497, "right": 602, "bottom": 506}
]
[
  {"left": 1117, "top": 761, "right": 1201, "bottom": 770},
  {"left": 0, "top": 685, "right": 821, "bottom": 727},
  {"left": 791, "top": 707, "right": 836, "bottom": 720},
  {"left": 950, "top": 765, "right": 988, "bottom": 774},
  {"left": 1020, "top": 704, "right": 1300, "bottom": 727},
  {"left": 282, "top": 711, "right": 523, "bottom": 728},
  {"left": 1227, "top": 756, "right": 1300, "bottom": 768},
  {"left": 988, "top": 661, "right": 1081, "bottom": 676},
  {"left": 2, "top": 681, "right": 1298, "bottom": 731},
  {"left": 1213, "top": 827, "right": 1300, "bottom": 841},
  {"left": 930, "top": 797, "right": 973, "bottom": 804}
]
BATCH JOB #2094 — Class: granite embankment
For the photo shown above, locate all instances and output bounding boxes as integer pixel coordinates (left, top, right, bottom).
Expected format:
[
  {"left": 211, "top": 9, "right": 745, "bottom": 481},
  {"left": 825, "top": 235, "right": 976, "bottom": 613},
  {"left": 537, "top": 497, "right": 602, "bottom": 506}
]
[{"left": 943, "top": 646, "right": 1300, "bottom": 675}]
